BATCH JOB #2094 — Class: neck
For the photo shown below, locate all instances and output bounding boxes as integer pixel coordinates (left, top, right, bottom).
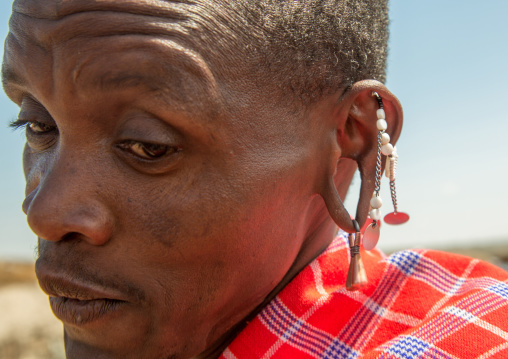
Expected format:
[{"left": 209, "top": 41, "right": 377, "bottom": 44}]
[
  {"left": 197, "top": 159, "right": 358, "bottom": 358},
  {"left": 196, "top": 217, "right": 338, "bottom": 359}
]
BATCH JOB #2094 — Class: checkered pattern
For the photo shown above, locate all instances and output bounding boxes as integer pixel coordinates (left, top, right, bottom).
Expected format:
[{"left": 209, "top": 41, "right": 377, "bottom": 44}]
[{"left": 220, "top": 230, "right": 508, "bottom": 358}]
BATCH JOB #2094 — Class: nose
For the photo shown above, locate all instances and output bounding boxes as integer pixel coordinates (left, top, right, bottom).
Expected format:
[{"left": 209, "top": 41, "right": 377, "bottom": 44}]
[{"left": 22, "top": 154, "right": 114, "bottom": 246}]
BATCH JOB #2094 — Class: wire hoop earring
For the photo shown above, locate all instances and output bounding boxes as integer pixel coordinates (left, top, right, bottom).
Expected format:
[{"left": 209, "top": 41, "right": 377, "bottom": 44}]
[{"left": 363, "top": 92, "right": 409, "bottom": 251}]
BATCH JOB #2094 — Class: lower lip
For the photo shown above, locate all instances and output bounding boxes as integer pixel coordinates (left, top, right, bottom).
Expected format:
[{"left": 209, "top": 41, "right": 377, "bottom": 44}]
[{"left": 50, "top": 297, "right": 125, "bottom": 326}]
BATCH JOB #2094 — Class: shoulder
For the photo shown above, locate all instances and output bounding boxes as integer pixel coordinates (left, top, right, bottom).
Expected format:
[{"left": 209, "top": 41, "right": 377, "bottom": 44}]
[
  {"left": 380, "top": 248, "right": 508, "bottom": 304},
  {"left": 222, "top": 246, "right": 508, "bottom": 358},
  {"left": 363, "top": 249, "right": 508, "bottom": 358}
]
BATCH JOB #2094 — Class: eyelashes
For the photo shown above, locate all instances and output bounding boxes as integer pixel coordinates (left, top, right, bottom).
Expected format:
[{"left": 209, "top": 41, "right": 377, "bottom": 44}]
[
  {"left": 9, "top": 119, "right": 57, "bottom": 134},
  {"left": 9, "top": 118, "right": 59, "bottom": 151},
  {"left": 9, "top": 119, "right": 26, "bottom": 130},
  {"left": 116, "top": 140, "right": 179, "bottom": 160}
]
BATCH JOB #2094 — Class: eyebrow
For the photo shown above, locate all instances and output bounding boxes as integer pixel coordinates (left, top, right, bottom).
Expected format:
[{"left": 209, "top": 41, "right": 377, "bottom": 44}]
[
  {"left": 92, "top": 67, "right": 224, "bottom": 133},
  {"left": 91, "top": 69, "right": 215, "bottom": 114},
  {"left": 96, "top": 72, "right": 159, "bottom": 92}
]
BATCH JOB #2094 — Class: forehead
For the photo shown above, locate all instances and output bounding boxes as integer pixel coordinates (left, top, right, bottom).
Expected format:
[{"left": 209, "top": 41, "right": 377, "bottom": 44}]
[
  {"left": 3, "top": 0, "right": 309, "bottom": 138},
  {"left": 9, "top": 0, "right": 205, "bottom": 49},
  {"left": 3, "top": 0, "right": 242, "bottom": 113}
]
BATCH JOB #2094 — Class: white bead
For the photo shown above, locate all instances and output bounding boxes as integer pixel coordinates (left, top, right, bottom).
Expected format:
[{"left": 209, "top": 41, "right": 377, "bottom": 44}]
[
  {"left": 381, "top": 143, "right": 394, "bottom": 156},
  {"left": 370, "top": 196, "right": 383, "bottom": 209},
  {"left": 376, "top": 119, "right": 387, "bottom": 131},
  {"left": 385, "top": 156, "right": 391, "bottom": 178},
  {"left": 370, "top": 208, "right": 381, "bottom": 220},
  {"left": 381, "top": 133, "right": 390, "bottom": 145},
  {"left": 376, "top": 109, "right": 385, "bottom": 120}
]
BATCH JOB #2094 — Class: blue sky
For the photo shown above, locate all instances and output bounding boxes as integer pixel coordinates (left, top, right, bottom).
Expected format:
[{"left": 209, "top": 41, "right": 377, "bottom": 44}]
[{"left": 1, "top": 1, "right": 507, "bottom": 260}]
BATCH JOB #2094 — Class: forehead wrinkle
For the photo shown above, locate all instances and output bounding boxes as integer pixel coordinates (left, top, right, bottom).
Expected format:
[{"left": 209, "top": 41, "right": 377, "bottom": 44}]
[
  {"left": 6, "top": 0, "right": 241, "bottom": 116},
  {"left": 12, "top": 0, "right": 197, "bottom": 21},
  {"left": 70, "top": 37, "right": 221, "bottom": 118},
  {"left": 10, "top": 10, "right": 196, "bottom": 52},
  {"left": 2, "top": 57, "right": 25, "bottom": 89},
  {"left": 2, "top": 29, "right": 53, "bottom": 103}
]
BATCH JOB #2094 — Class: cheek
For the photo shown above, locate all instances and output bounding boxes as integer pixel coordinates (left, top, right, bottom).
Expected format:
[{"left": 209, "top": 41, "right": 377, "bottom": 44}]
[
  {"left": 114, "top": 152, "right": 310, "bottom": 276},
  {"left": 113, "top": 172, "right": 294, "bottom": 301},
  {"left": 101, "top": 148, "right": 314, "bottom": 353}
]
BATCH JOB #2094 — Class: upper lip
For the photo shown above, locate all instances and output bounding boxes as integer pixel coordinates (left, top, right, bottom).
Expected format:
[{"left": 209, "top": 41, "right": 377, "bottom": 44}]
[{"left": 37, "top": 269, "right": 128, "bottom": 302}]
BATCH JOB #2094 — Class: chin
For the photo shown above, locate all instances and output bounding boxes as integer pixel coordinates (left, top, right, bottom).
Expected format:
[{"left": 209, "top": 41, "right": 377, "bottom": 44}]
[
  {"left": 64, "top": 333, "right": 117, "bottom": 359},
  {"left": 64, "top": 333, "right": 180, "bottom": 359},
  {"left": 62, "top": 322, "right": 200, "bottom": 359}
]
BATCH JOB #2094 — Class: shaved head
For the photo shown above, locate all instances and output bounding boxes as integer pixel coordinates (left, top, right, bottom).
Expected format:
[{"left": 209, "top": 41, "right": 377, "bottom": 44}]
[{"left": 7, "top": 0, "right": 388, "bottom": 107}]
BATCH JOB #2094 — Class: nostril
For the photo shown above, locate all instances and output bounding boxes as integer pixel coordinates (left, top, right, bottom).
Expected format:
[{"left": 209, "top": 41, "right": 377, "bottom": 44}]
[{"left": 61, "top": 232, "right": 83, "bottom": 243}]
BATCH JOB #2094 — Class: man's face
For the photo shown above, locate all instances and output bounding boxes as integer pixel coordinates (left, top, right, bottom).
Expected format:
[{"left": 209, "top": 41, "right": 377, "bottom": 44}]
[{"left": 3, "top": 1, "right": 331, "bottom": 357}]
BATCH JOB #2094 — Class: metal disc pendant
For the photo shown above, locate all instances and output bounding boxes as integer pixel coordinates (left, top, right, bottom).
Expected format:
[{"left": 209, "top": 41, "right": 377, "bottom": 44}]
[
  {"left": 384, "top": 212, "right": 410, "bottom": 225},
  {"left": 363, "top": 223, "right": 380, "bottom": 251}
]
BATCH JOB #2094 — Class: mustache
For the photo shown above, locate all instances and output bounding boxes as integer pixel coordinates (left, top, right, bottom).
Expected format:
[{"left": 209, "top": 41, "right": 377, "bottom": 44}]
[{"left": 36, "top": 239, "right": 146, "bottom": 303}]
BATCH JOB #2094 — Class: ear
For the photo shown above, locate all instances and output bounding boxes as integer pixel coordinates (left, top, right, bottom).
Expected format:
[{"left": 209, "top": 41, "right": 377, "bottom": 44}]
[{"left": 320, "top": 80, "right": 403, "bottom": 233}]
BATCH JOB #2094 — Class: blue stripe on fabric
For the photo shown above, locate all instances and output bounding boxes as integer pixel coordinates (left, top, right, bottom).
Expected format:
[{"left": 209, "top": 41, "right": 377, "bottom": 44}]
[
  {"left": 270, "top": 298, "right": 331, "bottom": 349},
  {"left": 446, "top": 306, "right": 475, "bottom": 322},
  {"left": 322, "top": 338, "right": 359, "bottom": 359},
  {"left": 385, "top": 251, "right": 422, "bottom": 276},
  {"left": 487, "top": 282, "right": 508, "bottom": 300},
  {"left": 259, "top": 298, "right": 335, "bottom": 356},
  {"left": 415, "top": 260, "right": 462, "bottom": 290},
  {"left": 260, "top": 310, "right": 319, "bottom": 357},
  {"left": 386, "top": 336, "right": 431, "bottom": 359}
]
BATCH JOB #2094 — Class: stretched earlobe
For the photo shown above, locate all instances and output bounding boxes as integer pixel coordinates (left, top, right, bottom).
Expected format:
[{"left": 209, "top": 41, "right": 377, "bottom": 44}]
[
  {"left": 320, "top": 159, "right": 376, "bottom": 235},
  {"left": 321, "top": 176, "right": 357, "bottom": 234}
]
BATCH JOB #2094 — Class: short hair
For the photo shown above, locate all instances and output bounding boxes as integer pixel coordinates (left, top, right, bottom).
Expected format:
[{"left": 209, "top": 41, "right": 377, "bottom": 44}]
[
  {"left": 199, "top": 0, "right": 389, "bottom": 105},
  {"left": 4, "top": 0, "right": 389, "bottom": 107}
]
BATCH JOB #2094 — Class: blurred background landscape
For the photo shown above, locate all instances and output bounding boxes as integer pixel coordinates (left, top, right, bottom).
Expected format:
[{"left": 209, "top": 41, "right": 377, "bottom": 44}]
[{"left": 1, "top": 0, "right": 507, "bottom": 358}]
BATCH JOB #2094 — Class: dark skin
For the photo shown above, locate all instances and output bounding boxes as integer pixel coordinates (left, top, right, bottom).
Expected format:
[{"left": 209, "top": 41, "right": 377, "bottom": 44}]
[{"left": 3, "top": 0, "right": 402, "bottom": 358}]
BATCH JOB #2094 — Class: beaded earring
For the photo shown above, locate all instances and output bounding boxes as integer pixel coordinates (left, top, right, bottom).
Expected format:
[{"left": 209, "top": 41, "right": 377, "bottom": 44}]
[
  {"left": 362, "top": 92, "right": 409, "bottom": 251},
  {"left": 345, "top": 92, "right": 409, "bottom": 290}
]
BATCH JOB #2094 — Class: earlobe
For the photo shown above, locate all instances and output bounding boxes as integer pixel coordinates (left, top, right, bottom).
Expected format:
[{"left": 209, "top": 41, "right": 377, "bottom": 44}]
[
  {"left": 321, "top": 175, "right": 357, "bottom": 234},
  {"left": 320, "top": 154, "right": 378, "bottom": 234}
]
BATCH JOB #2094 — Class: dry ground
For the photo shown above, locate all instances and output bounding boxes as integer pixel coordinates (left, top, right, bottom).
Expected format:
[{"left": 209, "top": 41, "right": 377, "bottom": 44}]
[{"left": 0, "top": 262, "right": 64, "bottom": 359}]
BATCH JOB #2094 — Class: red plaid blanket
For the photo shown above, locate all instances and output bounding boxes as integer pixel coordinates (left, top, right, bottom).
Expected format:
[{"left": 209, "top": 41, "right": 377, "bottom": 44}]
[{"left": 220, "top": 230, "right": 508, "bottom": 358}]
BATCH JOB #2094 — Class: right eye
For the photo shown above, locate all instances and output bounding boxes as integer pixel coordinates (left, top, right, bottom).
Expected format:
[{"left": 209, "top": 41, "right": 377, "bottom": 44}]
[
  {"left": 10, "top": 119, "right": 57, "bottom": 133},
  {"left": 10, "top": 119, "right": 59, "bottom": 150},
  {"left": 26, "top": 121, "right": 56, "bottom": 134}
]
